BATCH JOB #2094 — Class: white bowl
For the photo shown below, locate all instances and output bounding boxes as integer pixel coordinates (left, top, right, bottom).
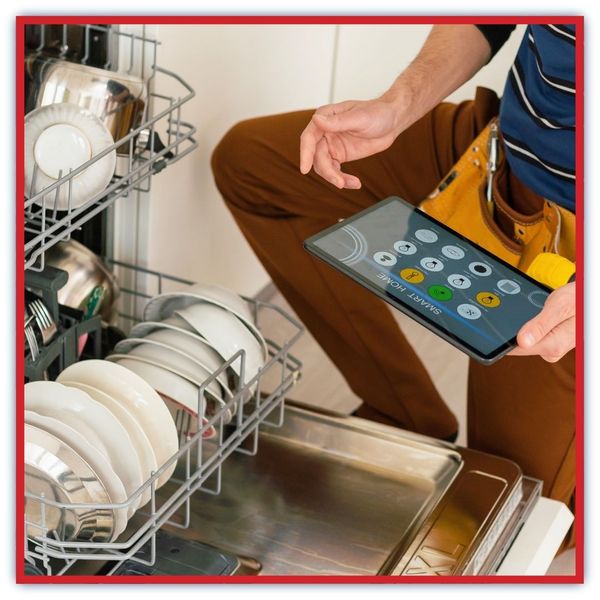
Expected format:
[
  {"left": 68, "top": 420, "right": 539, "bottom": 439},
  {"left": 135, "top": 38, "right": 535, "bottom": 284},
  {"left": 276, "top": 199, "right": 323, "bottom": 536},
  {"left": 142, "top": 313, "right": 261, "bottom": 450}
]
[
  {"left": 25, "top": 103, "right": 116, "bottom": 210},
  {"left": 56, "top": 360, "right": 178, "bottom": 488},
  {"left": 59, "top": 380, "right": 158, "bottom": 508},
  {"left": 111, "top": 356, "right": 226, "bottom": 432},
  {"left": 25, "top": 381, "right": 142, "bottom": 519},
  {"left": 128, "top": 322, "right": 230, "bottom": 390},
  {"left": 24, "top": 410, "right": 129, "bottom": 541},
  {"left": 113, "top": 337, "right": 225, "bottom": 402},
  {"left": 175, "top": 303, "right": 265, "bottom": 388},
  {"left": 107, "top": 353, "right": 233, "bottom": 423},
  {"left": 143, "top": 283, "right": 268, "bottom": 359}
]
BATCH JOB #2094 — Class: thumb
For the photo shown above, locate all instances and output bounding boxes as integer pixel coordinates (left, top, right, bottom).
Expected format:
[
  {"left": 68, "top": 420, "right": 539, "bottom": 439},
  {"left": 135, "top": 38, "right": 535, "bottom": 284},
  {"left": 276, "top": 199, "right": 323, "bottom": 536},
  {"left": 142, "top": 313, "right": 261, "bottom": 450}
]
[{"left": 517, "top": 291, "right": 572, "bottom": 349}]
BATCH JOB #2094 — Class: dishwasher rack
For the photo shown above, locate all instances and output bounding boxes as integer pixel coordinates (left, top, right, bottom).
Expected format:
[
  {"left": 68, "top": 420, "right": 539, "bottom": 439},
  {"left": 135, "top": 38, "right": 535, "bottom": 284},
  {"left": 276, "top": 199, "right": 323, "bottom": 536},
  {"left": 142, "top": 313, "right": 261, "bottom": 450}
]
[
  {"left": 24, "top": 24, "right": 197, "bottom": 272},
  {"left": 25, "top": 262, "right": 304, "bottom": 575}
]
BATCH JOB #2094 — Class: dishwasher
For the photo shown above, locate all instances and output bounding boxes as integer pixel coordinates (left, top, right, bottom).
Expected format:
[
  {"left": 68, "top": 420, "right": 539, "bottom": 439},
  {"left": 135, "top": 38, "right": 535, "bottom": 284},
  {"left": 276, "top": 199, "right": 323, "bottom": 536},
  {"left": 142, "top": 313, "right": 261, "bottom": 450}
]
[{"left": 20, "top": 22, "right": 573, "bottom": 580}]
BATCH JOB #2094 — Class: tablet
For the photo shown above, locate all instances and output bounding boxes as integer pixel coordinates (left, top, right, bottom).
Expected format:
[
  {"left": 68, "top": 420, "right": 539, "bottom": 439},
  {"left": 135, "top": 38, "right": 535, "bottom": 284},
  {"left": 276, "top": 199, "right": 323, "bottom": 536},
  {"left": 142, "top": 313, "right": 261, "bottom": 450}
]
[{"left": 304, "top": 196, "right": 552, "bottom": 364}]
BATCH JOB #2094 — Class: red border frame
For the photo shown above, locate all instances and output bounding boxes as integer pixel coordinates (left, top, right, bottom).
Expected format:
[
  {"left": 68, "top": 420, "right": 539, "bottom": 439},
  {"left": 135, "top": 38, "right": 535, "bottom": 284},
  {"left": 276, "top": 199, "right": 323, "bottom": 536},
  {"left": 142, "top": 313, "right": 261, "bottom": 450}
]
[{"left": 15, "top": 14, "right": 584, "bottom": 585}]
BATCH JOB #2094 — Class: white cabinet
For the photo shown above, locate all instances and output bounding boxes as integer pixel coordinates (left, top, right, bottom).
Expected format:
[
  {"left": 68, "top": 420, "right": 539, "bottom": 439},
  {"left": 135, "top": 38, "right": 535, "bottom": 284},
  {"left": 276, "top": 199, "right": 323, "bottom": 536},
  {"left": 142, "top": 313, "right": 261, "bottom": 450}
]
[
  {"left": 144, "top": 25, "right": 336, "bottom": 296},
  {"left": 333, "top": 24, "right": 526, "bottom": 103}
]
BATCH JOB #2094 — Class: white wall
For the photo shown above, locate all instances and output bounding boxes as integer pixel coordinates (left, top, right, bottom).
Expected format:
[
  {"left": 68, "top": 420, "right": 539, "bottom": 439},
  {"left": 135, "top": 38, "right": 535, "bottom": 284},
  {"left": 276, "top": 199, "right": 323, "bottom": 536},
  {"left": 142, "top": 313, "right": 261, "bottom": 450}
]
[{"left": 144, "top": 24, "right": 524, "bottom": 295}]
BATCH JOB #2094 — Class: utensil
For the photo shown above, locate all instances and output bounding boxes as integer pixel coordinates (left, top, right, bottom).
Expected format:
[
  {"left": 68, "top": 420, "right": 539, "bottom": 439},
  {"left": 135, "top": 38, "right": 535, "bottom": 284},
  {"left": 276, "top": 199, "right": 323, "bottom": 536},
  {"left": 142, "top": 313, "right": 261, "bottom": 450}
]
[
  {"left": 25, "top": 381, "right": 143, "bottom": 519},
  {"left": 175, "top": 303, "right": 265, "bottom": 388},
  {"left": 57, "top": 360, "right": 179, "bottom": 488},
  {"left": 25, "top": 103, "right": 117, "bottom": 210},
  {"left": 44, "top": 239, "right": 119, "bottom": 323},
  {"left": 59, "top": 380, "right": 157, "bottom": 508},
  {"left": 144, "top": 284, "right": 268, "bottom": 360},
  {"left": 112, "top": 356, "right": 222, "bottom": 436},
  {"left": 26, "top": 295, "right": 58, "bottom": 345},
  {"left": 24, "top": 313, "right": 40, "bottom": 361},
  {"left": 25, "top": 421, "right": 115, "bottom": 542},
  {"left": 25, "top": 53, "right": 147, "bottom": 151},
  {"left": 107, "top": 353, "right": 232, "bottom": 422}
]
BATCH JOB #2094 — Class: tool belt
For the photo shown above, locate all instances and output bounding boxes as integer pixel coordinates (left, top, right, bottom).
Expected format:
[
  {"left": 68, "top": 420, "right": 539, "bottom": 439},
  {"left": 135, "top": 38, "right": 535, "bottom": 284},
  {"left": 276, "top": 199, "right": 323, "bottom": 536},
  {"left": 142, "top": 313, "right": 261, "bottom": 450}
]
[{"left": 419, "top": 119, "right": 576, "bottom": 288}]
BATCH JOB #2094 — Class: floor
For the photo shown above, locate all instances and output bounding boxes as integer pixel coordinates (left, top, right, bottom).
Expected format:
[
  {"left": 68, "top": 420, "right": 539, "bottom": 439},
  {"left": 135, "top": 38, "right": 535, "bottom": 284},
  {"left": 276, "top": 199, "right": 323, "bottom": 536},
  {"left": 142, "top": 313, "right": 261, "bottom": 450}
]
[{"left": 259, "top": 287, "right": 575, "bottom": 576}]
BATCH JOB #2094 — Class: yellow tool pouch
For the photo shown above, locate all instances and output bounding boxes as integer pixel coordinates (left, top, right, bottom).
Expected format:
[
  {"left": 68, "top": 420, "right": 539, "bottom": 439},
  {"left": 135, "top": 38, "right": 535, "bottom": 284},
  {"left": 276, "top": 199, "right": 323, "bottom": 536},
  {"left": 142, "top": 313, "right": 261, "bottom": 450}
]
[{"left": 419, "top": 119, "right": 576, "bottom": 289}]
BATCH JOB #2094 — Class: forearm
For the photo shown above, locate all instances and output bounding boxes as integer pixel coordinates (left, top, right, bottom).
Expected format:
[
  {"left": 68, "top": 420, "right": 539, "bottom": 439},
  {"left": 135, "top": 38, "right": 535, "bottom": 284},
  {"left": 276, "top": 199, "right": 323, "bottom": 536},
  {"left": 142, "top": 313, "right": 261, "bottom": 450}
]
[{"left": 381, "top": 25, "right": 492, "bottom": 133}]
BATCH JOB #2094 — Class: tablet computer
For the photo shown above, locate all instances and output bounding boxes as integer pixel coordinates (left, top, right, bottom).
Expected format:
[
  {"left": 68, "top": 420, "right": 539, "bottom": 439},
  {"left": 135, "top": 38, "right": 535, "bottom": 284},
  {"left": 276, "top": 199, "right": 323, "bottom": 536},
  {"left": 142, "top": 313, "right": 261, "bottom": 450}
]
[{"left": 304, "top": 196, "right": 552, "bottom": 364}]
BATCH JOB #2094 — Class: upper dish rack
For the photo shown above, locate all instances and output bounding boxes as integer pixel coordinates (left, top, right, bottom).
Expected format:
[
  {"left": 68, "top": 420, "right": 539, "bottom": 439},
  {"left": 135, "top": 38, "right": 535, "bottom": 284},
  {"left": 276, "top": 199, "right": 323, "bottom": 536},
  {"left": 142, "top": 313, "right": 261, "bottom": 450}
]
[{"left": 24, "top": 24, "right": 197, "bottom": 272}]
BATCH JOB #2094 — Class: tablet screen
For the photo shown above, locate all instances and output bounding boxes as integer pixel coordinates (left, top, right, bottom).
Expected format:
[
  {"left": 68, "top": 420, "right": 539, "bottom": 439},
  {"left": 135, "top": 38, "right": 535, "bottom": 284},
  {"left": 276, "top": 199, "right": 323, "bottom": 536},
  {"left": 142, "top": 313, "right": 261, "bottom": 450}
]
[{"left": 306, "top": 197, "right": 550, "bottom": 361}]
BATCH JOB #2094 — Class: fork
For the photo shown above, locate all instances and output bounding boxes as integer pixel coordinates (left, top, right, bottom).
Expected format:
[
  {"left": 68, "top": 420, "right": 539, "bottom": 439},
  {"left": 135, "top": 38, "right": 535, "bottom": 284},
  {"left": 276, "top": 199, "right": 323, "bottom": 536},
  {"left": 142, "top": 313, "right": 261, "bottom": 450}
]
[{"left": 28, "top": 298, "right": 58, "bottom": 345}]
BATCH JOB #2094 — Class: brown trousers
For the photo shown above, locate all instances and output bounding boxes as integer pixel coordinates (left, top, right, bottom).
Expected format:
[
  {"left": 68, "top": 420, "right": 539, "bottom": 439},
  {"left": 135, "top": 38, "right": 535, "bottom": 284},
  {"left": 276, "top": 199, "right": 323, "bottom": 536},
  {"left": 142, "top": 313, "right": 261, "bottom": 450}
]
[{"left": 211, "top": 87, "right": 575, "bottom": 545}]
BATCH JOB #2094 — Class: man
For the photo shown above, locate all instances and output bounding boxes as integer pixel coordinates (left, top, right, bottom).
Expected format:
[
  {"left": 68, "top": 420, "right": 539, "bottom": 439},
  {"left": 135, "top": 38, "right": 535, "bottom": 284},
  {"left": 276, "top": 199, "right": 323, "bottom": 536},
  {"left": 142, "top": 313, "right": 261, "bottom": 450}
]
[{"left": 211, "top": 24, "right": 576, "bottom": 546}]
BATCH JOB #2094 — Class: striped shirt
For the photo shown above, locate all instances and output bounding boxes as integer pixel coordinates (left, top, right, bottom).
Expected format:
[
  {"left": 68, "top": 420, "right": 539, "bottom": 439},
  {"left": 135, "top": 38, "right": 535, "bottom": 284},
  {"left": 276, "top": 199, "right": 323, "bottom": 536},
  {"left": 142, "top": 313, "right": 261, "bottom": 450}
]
[{"left": 498, "top": 25, "right": 576, "bottom": 212}]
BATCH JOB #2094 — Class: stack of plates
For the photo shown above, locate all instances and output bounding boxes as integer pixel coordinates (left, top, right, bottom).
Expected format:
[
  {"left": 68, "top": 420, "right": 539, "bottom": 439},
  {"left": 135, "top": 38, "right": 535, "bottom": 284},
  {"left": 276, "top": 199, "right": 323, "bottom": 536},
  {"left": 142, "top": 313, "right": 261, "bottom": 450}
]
[
  {"left": 25, "top": 363, "right": 178, "bottom": 543},
  {"left": 107, "top": 283, "right": 268, "bottom": 434}
]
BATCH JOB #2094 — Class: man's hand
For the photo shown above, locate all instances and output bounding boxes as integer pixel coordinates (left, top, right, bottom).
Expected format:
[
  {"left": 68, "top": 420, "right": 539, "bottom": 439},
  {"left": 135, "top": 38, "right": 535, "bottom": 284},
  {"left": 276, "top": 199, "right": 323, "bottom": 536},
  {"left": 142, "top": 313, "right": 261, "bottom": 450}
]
[
  {"left": 509, "top": 282, "right": 576, "bottom": 362},
  {"left": 299, "top": 25, "right": 493, "bottom": 189},
  {"left": 299, "top": 96, "right": 410, "bottom": 190}
]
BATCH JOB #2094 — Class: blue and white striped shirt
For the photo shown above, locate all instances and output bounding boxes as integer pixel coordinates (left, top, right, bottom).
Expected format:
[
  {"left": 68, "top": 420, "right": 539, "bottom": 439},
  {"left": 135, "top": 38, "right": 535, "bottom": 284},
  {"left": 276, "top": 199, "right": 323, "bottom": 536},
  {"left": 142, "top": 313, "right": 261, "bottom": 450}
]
[{"left": 498, "top": 24, "right": 576, "bottom": 212}]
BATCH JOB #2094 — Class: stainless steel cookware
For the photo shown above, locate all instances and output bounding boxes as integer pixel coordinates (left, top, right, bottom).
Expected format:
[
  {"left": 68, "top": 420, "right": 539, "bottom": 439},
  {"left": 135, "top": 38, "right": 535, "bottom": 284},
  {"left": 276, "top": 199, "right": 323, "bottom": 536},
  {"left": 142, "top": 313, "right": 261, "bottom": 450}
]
[{"left": 25, "top": 53, "right": 147, "bottom": 153}]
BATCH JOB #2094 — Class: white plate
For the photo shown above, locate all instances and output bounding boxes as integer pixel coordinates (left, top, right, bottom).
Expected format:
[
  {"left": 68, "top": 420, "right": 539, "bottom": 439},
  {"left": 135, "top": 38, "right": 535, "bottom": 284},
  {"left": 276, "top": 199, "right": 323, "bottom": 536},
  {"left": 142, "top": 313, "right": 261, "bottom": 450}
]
[
  {"left": 108, "top": 354, "right": 231, "bottom": 437},
  {"left": 107, "top": 353, "right": 233, "bottom": 423},
  {"left": 24, "top": 410, "right": 128, "bottom": 540},
  {"left": 56, "top": 360, "right": 178, "bottom": 489},
  {"left": 25, "top": 381, "right": 143, "bottom": 519},
  {"left": 175, "top": 303, "right": 265, "bottom": 387},
  {"left": 143, "top": 284, "right": 268, "bottom": 360},
  {"left": 128, "top": 322, "right": 230, "bottom": 390},
  {"left": 25, "top": 103, "right": 116, "bottom": 210},
  {"left": 113, "top": 337, "right": 225, "bottom": 401},
  {"left": 59, "top": 380, "right": 157, "bottom": 509}
]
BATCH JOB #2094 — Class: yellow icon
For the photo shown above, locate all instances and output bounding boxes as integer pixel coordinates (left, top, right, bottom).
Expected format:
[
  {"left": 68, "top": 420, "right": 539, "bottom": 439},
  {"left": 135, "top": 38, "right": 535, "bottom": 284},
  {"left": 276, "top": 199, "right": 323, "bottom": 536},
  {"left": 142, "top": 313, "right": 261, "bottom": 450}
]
[
  {"left": 476, "top": 291, "right": 501, "bottom": 308},
  {"left": 400, "top": 268, "right": 425, "bottom": 284}
]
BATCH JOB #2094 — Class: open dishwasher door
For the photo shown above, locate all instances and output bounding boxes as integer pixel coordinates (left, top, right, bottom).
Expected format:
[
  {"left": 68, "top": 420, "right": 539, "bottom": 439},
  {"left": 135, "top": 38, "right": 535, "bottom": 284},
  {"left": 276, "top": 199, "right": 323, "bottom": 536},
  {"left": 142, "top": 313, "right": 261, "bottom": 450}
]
[{"left": 157, "top": 404, "right": 565, "bottom": 576}]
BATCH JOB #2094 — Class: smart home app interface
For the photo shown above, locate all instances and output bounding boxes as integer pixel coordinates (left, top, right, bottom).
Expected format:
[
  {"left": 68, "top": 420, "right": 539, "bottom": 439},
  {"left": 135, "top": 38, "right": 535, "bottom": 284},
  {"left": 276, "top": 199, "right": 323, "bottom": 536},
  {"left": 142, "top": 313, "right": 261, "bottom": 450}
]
[{"left": 311, "top": 198, "right": 549, "bottom": 356}]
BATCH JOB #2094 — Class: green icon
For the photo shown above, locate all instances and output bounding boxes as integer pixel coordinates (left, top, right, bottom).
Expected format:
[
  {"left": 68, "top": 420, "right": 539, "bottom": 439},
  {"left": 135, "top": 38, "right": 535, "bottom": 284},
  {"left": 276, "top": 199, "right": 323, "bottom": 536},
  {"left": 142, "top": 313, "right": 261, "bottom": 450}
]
[{"left": 428, "top": 285, "right": 453, "bottom": 302}]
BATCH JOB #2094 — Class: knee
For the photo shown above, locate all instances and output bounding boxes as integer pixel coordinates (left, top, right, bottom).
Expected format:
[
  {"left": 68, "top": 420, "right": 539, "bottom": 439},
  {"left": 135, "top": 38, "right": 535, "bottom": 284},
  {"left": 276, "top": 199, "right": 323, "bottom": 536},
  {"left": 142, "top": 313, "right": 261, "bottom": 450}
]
[{"left": 211, "top": 118, "right": 264, "bottom": 194}]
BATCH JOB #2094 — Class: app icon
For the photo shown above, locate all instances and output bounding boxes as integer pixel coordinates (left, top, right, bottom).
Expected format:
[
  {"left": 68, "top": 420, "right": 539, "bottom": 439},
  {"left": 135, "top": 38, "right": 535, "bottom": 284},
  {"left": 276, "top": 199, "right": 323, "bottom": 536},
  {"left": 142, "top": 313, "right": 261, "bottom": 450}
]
[
  {"left": 420, "top": 257, "right": 444, "bottom": 272},
  {"left": 428, "top": 285, "right": 453, "bottom": 302},
  {"left": 468, "top": 261, "right": 492, "bottom": 276},
  {"left": 497, "top": 279, "right": 521, "bottom": 295},
  {"left": 393, "top": 240, "right": 417, "bottom": 255},
  {"left": 528, "top": 290, "right": 549, "bottom": 308},
  {"left": 447, "top": 274, "right": 471, "bottom": 290},
  {"left": 373, "top": 251, "right": 397, "bottom": 266},
  {"left": 415, "top": 229, "right": 438, "bottom": 243},
  {"left": 441, "top": 245, "right": 465, "bottom": 260},
  {"left": 476, "top": 291, "right": 501, "bottom": 308},
  {"left": 457, "top": 303, "right": 482, "bottom": 320},
  {"left": 400, "top": 268, "right": 425, "bottom": 283}
]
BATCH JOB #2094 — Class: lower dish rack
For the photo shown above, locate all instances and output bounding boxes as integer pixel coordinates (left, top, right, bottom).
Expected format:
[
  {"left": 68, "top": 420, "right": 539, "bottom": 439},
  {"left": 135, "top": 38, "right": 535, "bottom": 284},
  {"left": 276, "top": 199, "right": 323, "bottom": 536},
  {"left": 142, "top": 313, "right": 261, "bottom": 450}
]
[{"left": 24, "top": 263, "right": 304, "bottom": 576}]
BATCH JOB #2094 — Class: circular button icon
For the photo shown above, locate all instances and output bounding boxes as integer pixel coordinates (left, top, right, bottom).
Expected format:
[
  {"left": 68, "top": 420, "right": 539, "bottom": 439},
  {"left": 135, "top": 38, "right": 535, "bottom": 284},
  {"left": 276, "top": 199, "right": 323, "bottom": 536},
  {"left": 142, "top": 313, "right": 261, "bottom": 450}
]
[
  {"left": 420, "top": 257, "right": 444, "bottom": 272},
  {"left": 528, "top": 290, "right": 549, "bottom": 308},
  {"left": 415, "top": 229, "right": 438, "bottom": 243},
  {"left": 393, "top": 240, "right": 417, "bottom": 255},
  {"left": 457, "top": 303, "right": 482, "bottom": 320},
  {"left": 468, "top": 261, "right": 493, "bottom": 277},
  {"left": 497, "top": 279, "right": 521, "bottom": 295},
  {"left": 476, "top": 291, "right": 501, "bottom": 308},
  {"left": 428, "top": 285, "right": 453, "bottom": 302},
  {"left": 441, "top": 245, "right": 465, "bottom": 260},
  {"left": 400, "top": 268, "right": 425, "bottom": 284},
  {"left": 447, "top": 274, "right": 471, "bottom": 290},
  {"left": 373, "top": 251, "right": 397, "bottom": 266}
]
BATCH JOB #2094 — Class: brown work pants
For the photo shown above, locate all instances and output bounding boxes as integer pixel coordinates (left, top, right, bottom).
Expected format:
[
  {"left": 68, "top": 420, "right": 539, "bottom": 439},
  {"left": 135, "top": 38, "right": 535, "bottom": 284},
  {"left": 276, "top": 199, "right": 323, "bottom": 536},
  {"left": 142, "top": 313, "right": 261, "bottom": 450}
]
[{"left": 211, "top": 87, "right": 575, "bottom": 546}]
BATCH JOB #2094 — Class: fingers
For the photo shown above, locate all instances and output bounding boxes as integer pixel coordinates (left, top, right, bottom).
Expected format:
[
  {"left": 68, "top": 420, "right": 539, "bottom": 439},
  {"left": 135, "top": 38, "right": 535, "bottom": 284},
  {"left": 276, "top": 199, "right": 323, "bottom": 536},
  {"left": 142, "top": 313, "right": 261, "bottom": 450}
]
[
  {"left": 508, "top": 282, "right": 576, "bottom": 362},
  {"left": 508, "top": 316, "right": 575, "bottom": 362},
  {"left": 311, "top": 139, "right": 362, "bottom": 189},
  {"left": 299, "top": 101, "right": 360, "bottom": 176}
]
